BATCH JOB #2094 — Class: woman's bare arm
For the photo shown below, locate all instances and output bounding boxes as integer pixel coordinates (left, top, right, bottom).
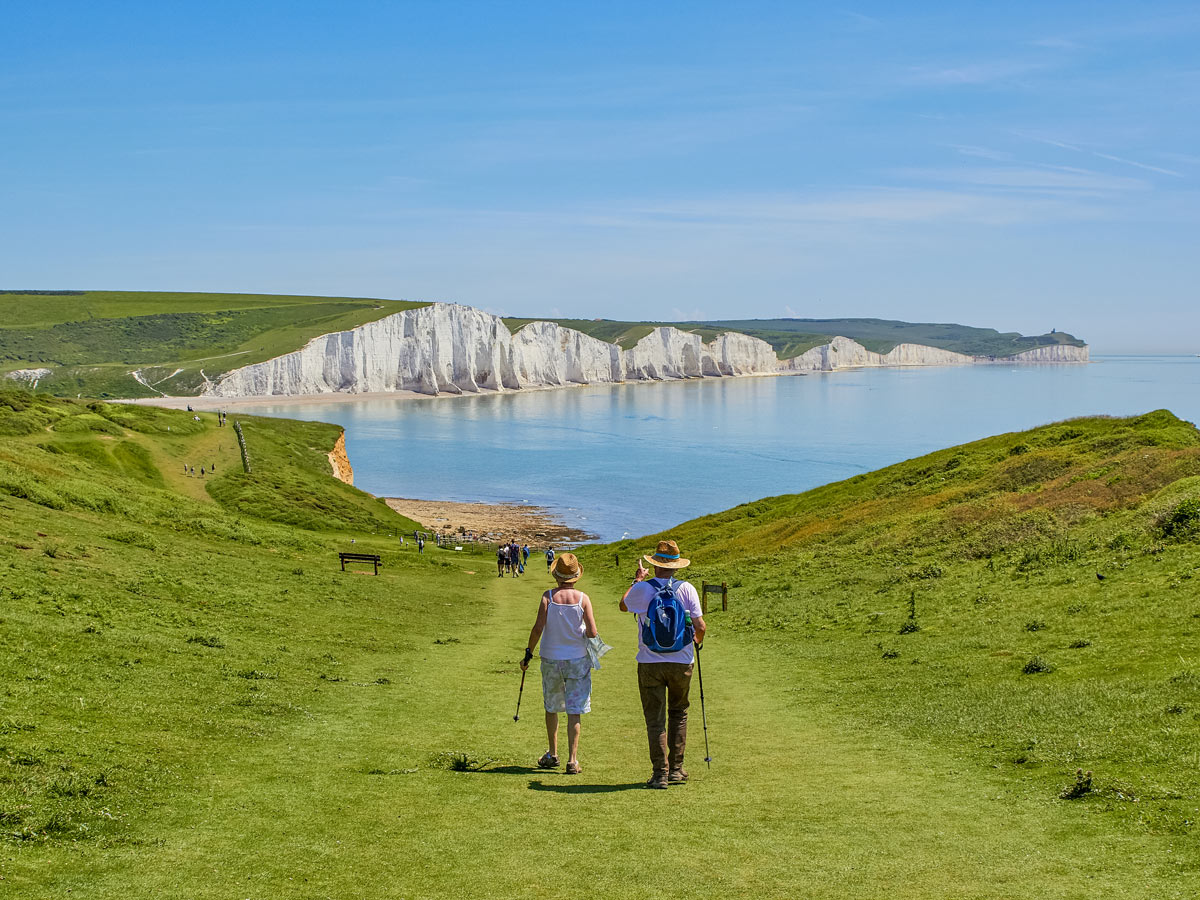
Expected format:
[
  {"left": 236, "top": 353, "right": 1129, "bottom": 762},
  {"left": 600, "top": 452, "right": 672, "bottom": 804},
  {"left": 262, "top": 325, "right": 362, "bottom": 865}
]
[
  {"left": 521, "top": 594, "right": 550, "bottom": 670},
  {"left": 581, "top": 596, "right": 598, "bottom": 639}
]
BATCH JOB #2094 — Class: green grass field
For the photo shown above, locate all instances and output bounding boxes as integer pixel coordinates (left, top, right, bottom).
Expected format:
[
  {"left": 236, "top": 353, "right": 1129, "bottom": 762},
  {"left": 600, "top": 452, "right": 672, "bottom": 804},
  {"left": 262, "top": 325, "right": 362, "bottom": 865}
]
[
  {"left": 1, "top": 392, "right": 1195, "bottom": 897},
  {"left": 0, "top": 291, "right": 428, "bottom": 399}
]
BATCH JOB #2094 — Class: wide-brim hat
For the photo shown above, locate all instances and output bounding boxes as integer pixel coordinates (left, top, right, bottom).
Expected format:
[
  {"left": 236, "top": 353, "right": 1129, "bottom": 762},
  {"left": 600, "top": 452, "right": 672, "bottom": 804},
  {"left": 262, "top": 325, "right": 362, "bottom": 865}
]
[
  {"left": 644, "top": 539, "right": 690, "bottom": 569},
  {"left": 551, "top": 552, "right": 583, "bottom": 583}
]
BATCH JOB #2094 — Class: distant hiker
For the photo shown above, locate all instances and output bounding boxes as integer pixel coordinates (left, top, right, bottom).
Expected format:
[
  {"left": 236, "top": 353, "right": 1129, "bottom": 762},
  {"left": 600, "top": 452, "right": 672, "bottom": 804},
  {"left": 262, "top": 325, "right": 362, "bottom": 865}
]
[
  {"left": 620, "top": 539, "right": 707, "bottom": 789},
  {"left": 497, "top": 544, "right": 508, "bottom": 577},
  {"left": 545, "top": 547, "right": 555, "bottom": 572},
  {"left": 520, "top": 553, "right": 599, "bottom": 775},
  {"left": 522, "top": 545, "right": 529, "bottom": 565},
  {"left": 186, "top": 404, "right": 192, "bottom": 412},
  {"left": 510, "top": 541, "right": 522, "bottom": 577},
  {"left": 418, "top": 536, "right": 424, "bottom": 554},
  {"left": 183, "top": 463, "right": 188, "bottom": 474}
]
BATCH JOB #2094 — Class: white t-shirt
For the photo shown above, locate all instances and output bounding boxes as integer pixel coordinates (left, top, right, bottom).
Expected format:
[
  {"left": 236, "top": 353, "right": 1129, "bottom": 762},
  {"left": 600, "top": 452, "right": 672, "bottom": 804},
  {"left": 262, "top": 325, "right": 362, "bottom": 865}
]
[{"left": 624, "top": 578, "right": 704, "bottom": 664}]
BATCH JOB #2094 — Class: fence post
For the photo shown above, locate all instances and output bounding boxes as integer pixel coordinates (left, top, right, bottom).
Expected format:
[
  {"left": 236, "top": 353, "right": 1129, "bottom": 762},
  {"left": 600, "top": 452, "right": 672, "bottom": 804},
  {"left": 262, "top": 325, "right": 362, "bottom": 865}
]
[
  {"left": 233, "top": 421, "right": 251, "bottom": 473},
  {"left": 722, "top": 581, "right": 728, "bottom": 611}
]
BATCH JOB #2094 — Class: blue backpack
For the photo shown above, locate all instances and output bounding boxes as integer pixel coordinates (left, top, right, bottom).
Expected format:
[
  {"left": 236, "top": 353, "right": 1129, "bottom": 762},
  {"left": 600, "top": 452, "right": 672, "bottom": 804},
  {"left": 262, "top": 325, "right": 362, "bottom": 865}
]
[{"left": 640, "top": 577, "right": 693, "bottom": 653}]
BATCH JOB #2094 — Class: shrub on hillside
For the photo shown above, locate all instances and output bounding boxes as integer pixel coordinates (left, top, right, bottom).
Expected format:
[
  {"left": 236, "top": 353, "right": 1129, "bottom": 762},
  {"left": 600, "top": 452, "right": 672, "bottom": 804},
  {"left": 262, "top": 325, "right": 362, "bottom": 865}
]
[
  {"left": 1157, "top": 496, "right": 1200, "bottom": 540},
  {"left": 51, "top": 413, "right": 124, "bottom": 436}
]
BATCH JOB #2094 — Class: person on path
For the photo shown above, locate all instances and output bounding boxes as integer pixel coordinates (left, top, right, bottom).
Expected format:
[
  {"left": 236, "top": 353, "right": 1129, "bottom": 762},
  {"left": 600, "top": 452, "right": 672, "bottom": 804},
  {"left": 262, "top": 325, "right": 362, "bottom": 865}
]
[
  {"left": 545, "top": 547, "right": 555, "bottom": 572},
  {"left": 497, "top": 543, "right": 508, "bottom": 577},
  {"left": 510, "top": 541, "right": 521, "bottom": 577},
  {"left": 520, "top": 553, "right": 598, "bottom": 775},
  {"left": 417, "top": 536, "right": 424, "bottom": 554},
  {"left": 522, "top": 545, "right": 529, "bottom": 566},
  {"left": 620, "top": 539, "right": 707, "bottom": 789}
]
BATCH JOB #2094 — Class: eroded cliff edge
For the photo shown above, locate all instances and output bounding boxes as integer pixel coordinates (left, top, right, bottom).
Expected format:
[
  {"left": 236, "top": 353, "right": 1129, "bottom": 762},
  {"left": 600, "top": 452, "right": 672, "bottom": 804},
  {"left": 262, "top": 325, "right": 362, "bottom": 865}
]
[
  {"left": 327, "top": 432, "right": 354, "bottom": 485},
  {"left": 205, "top": 302, "right": 1088, "bottom": 398}
]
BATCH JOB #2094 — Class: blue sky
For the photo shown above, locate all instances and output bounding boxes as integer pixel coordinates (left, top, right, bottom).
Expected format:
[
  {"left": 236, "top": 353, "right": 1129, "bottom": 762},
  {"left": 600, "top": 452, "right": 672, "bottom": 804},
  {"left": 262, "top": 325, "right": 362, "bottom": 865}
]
[{"left": 3, "top": 1, "right": 1197, "bottom": 352}]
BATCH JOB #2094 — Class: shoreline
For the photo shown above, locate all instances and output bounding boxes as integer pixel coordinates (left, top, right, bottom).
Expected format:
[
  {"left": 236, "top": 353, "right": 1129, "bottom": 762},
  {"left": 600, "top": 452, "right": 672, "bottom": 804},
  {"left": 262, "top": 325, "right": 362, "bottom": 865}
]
[
  {"left": 129, "top": 371, "right": 793, "bottom": 411},
  {"left": 384, "top": 497, "right": 595, "bottom": 547},
  {"left": 126, "top": 356, "right": 1094, "bottom": 413}
]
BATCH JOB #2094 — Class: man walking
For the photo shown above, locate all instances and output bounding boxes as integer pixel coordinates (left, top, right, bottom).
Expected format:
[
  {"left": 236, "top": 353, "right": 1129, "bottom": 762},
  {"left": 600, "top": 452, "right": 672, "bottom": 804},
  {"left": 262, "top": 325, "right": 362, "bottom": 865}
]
[{"left": 620, "top": 539, "right": 706, "bottom": 789}]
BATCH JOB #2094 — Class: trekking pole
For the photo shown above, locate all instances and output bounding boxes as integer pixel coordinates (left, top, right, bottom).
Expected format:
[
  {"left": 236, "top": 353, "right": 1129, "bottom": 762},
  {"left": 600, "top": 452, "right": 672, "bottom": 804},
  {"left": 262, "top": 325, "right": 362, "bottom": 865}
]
[
  {"left": 514, "top": 648, "right": 533, "bottom": 722},
  {"left": 695, "top": 643, "right": 711, "bottom": 767}
]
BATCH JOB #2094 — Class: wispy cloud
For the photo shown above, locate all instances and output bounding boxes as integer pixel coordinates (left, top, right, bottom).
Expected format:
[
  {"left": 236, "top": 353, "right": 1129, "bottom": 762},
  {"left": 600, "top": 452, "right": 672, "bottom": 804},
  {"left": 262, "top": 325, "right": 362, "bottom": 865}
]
[
  {"left": 1029, "top": 37, "right": 1081, "bottom": 51},
  {"left": 906, "top": 60, "right": 1046, "bottom": 86},
  {"left": 1018, "top": 133, "right": 1184, "bottom": 177},
  {"left": 897, "top": 166, "right": 1148, "bottom": 193},
  {"left": 949, "top": 144, "right": 1015, "bottom": 162},
  {"left": 839, "top": 10, "right": 883, "bottom": 30}
]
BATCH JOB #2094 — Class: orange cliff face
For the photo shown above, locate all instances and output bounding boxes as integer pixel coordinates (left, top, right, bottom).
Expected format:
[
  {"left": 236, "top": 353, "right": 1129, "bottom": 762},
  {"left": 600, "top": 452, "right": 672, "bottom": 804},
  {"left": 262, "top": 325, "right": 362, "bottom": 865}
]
[{"left": 328, "top": 432, "right": 354, "bottom": 485}]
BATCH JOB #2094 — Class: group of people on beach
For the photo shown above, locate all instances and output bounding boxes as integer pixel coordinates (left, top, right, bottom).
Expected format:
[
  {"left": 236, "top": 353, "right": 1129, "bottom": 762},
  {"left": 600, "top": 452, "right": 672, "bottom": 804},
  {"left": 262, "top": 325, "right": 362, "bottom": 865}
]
[
  {"left": 520, "top": 539, "right": 706, "bottom": 788},
  {"left": 496, "top": 541, "right": 532, "bottom": 577}
]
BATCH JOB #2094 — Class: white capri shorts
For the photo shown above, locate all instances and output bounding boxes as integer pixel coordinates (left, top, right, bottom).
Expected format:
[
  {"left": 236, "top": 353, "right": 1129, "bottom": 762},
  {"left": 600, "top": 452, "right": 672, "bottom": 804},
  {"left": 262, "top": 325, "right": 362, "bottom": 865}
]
[{"left": 540, "top": 656, "right": 592, "bottom": 714}]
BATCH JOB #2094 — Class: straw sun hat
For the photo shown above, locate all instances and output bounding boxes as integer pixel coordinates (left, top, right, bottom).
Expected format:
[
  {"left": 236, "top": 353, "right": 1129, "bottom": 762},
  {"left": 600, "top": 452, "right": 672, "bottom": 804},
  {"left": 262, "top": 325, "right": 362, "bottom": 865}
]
[
  {"left": 644, "top": 539, "right": 690, "bottom": 570},
  {"left": 550, "top": 552, "right": 583, "bottom": 583}
]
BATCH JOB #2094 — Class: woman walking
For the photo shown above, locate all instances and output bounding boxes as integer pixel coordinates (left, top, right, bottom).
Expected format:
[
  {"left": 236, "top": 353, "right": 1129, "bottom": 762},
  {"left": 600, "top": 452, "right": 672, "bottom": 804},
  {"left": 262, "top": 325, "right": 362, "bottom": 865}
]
[{"left": 519, "top": 552, "right": 597, "bottom": 775}]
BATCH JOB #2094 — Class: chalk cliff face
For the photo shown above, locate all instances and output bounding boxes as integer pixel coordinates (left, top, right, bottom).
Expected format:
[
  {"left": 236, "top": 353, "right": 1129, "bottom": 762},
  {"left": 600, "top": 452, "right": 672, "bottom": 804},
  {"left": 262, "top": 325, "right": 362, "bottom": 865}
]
[
  {"left": 205, "top": 302, "right": 1088, "bottom": 398},
  {"left": 782, "top": 336, "right": 1090, "bottom": 372},
  {"left": 206, "top": 304, "right": 782, "bottom": 398}
]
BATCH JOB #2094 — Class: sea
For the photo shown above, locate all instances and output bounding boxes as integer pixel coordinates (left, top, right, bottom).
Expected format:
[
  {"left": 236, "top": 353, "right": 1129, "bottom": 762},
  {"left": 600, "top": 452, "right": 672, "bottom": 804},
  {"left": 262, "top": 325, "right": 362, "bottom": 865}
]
[{"left": 248, "top": 356, "right": 1200, "bottom": 542}]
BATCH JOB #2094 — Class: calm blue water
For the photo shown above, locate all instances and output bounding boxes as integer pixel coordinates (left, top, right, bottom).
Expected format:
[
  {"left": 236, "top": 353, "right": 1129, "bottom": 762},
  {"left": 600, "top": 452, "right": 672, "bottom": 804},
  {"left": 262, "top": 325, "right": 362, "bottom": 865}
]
[{"left": 251, "top": 356, "right": 1200, "bottom": 541}]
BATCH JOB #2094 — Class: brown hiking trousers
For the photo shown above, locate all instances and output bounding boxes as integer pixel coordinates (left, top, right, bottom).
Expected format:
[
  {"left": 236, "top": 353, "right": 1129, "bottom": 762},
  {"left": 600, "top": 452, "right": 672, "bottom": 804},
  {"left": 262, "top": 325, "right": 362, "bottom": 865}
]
[{"left": 637, "top": 661, "right": 692, "bottom": 776}]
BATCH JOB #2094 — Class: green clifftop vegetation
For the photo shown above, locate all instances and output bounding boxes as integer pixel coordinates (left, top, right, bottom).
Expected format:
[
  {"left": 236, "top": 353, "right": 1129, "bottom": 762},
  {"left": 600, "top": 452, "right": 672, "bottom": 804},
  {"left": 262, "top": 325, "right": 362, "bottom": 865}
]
[
  {"left": 0, "top": 291, "right": 427, "bottom": 398},
  {"left": 0, "top": 394, "right": 1195, "bottom": 895}
]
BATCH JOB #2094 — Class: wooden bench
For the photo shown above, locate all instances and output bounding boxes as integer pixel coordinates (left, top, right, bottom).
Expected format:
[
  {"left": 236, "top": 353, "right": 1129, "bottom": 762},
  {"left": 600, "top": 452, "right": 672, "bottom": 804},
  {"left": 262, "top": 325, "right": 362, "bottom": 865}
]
[{"left": 339, "top": 552, "right": 382, "bottom": 575}]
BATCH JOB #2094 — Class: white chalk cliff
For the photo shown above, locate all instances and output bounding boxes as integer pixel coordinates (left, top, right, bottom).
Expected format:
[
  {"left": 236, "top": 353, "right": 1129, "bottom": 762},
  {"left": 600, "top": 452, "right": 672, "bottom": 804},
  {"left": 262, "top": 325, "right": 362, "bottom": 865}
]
[{"left": 204, "top": 303, "right": 1088, "bottom": 398}]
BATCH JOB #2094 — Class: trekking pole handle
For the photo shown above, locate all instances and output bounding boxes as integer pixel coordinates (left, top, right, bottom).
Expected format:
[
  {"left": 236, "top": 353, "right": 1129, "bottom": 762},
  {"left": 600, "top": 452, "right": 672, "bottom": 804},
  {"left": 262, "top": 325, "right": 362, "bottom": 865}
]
[{"left": 522, "top": 647, "right": 533, "bottom": 666}]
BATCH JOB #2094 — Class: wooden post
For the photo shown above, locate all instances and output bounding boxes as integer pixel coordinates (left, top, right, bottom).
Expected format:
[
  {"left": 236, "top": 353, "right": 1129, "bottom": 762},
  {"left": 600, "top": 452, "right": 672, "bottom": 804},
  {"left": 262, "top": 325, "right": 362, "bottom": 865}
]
[{"left": 701, "top": 581, "right": 729, "bottom": 613}]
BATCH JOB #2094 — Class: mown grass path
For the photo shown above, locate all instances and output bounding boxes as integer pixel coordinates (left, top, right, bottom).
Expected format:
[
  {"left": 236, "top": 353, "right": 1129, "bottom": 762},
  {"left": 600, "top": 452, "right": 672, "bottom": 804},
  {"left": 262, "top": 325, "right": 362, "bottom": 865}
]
[{"left": 31, "top": 557, "right": 1185, "bottom": 899}]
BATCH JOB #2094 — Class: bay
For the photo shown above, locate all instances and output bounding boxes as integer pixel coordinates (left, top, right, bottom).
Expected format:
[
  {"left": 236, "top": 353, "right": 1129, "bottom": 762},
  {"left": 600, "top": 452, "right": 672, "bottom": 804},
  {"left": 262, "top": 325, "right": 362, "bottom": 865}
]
[{"left": 249, "top": 356, "right": 1200, "bottom": 542}]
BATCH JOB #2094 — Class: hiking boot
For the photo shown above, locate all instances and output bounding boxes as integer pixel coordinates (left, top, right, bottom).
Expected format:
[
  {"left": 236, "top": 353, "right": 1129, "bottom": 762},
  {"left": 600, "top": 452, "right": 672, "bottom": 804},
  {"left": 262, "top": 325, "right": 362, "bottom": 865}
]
[
  {"left": 668, "top": 769, "right": 689, "bottom": 784},
  {"left": 536, "top": 752, "right": 559, "bottom": 769},
  {"left": 644, "top": 773, "right": 668, "bottom": 790}
]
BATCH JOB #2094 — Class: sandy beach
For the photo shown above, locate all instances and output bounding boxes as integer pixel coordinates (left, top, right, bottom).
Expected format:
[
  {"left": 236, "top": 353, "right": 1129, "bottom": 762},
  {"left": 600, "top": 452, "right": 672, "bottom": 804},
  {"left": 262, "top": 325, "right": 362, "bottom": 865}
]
[{"left": 385, "top": 497, "right": 594, "bottom": 546}]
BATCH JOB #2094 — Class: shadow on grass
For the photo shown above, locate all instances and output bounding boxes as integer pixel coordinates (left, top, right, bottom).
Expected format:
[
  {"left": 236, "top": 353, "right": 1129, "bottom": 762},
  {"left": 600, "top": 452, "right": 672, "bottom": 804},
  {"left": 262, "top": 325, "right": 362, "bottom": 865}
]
[{"left": 527, "top": 780, "right": 646, "bottom": 794}]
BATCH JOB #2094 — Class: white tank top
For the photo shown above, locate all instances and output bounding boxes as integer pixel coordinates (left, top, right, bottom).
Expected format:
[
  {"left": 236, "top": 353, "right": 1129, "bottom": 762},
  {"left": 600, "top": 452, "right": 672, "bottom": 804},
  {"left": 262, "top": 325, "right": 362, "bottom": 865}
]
[{"left": 540, "top": 591, "right": 588, "bottom": 660}]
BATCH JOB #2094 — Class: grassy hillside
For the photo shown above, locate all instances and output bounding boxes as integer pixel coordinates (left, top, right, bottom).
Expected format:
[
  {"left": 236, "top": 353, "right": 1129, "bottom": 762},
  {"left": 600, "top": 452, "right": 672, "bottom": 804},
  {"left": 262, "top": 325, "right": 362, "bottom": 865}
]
[
  {"left": 586, "top": 410, "right": 1200, "bottom": 839},
  {"left": 506, "top": 314, "right": 1085, "bottom": 358},
  {"left": 0, "top": 291, "right": 428, "bottom": 399},
  {"left": 2, "top": 395, "right": 1197, "bottom": 897}
]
